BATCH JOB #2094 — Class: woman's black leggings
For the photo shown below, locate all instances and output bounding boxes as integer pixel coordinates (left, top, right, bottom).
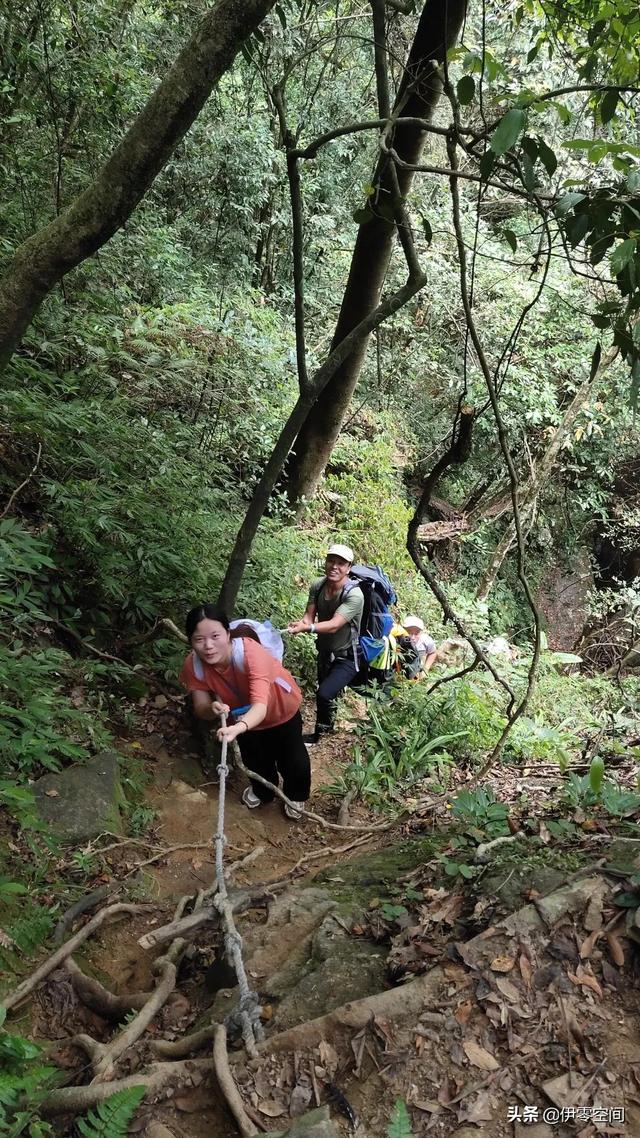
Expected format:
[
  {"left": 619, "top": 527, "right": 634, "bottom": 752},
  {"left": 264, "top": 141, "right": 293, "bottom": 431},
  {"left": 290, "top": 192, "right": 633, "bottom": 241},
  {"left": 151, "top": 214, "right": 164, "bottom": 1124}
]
[{"left": 237, "top": 710, "right": 311, "bottom": 804}]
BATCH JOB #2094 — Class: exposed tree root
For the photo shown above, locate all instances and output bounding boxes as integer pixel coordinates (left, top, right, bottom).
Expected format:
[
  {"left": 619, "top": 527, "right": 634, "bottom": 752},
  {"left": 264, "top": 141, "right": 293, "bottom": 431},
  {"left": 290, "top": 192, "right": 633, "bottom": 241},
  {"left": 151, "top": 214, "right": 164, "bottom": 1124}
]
[
  {"left": 71, "top": 1032, "right": 107, "bottom": 1064},
  {"left": 152, "top": 1023, "right": 218, "bottom": 1058},
  {"left": 54, "top": 885, "right": 116, "bottom": 944},
  {"left": 91, "top": 960, "right": 177, "bottom": 1082},
  {"left": 213, "top": 1024, "right": 257, "bottom": 1137},
  {"left": 123, "top": 841, "right": 240, "bottom": 879},
  {"left": 65, "top": 958, "right": 152, "bottom": 1019},
  {"left": 233, "top": 751, "right": 393, "bottom": 833},
  {"left": 138, "top": 907, "right": 220, "bottom": 950},
  {"left": 3, "top": 903, "right": 155, "bottom": 1012},
  {"left": 40, "top": 1058, "right": 212, "bottom": 1116},
  {"left": 266, "top": 835, "right": 372, "bottom": 889},
  {"left": 337, "top": 789, "right": 355, "bottom": 828},
  {"left": 138, "top": 847, "right": 265, "bottom": 951}
]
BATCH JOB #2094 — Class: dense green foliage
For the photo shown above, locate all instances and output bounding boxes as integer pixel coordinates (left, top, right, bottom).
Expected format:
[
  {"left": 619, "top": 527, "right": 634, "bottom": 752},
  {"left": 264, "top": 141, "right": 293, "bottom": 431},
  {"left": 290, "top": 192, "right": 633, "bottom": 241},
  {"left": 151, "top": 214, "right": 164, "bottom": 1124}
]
[
  {"left": 1, "top": 12, "right": 640, "bottom": 1110},
  {"left": 0, "top": 1007, "right": 57, "bottom": 1138}
]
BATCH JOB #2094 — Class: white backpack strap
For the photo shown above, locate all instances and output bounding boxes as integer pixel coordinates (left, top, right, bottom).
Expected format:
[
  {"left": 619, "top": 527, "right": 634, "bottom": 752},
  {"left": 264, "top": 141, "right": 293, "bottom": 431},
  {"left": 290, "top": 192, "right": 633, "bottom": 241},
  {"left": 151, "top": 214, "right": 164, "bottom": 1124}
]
[
  {"left": 192, "top": 651, "right": 205, "bottom": 682},
  {"left": 231, "top": 638, "right": 246, "bottom": 673}
]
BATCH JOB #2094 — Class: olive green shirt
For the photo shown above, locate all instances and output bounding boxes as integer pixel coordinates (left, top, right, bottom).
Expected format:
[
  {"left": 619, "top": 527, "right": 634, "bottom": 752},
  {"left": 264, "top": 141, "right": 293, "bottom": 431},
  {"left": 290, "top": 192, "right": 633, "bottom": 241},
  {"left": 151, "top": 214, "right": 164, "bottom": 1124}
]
[{"left": 309, "top": 578, "right": 363, "bottom": 657}]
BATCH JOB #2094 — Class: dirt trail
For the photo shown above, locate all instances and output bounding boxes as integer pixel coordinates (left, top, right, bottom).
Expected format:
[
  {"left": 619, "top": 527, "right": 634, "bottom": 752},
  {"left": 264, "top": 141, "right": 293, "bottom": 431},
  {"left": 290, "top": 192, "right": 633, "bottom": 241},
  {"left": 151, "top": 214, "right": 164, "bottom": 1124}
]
[{"left": 77, "top": 719, "right": 368, "bottom": 1137}]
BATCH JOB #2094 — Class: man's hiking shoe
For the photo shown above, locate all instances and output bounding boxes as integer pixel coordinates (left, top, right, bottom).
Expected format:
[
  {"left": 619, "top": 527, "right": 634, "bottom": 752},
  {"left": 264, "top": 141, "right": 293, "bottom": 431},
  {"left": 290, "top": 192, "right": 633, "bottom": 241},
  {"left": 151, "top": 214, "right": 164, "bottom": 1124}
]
[
  {"left": 284, "top": 800, "right": 305, "bottom": 821},
  {"left": 241, "top": 787, "right": 262, "bottom": 809}
]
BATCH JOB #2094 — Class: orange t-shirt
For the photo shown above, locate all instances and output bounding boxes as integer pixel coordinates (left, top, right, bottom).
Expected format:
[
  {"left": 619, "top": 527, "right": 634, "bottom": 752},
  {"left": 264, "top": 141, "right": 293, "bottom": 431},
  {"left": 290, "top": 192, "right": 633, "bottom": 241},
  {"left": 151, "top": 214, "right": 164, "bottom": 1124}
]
[{"left": 179, "top": 637, "right": 301, "bottom": 730}]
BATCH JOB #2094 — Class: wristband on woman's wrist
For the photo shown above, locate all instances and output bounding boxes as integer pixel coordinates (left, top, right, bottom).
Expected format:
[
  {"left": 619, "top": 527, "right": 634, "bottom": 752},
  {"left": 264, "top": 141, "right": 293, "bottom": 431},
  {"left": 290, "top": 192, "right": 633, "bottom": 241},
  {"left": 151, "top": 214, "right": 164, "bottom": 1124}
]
[
  {"left": 309, "top": 622, "right": 316, "bottom": 634},
  {"left": 237, "top": 719, "right": 249, "bottom": 733}
]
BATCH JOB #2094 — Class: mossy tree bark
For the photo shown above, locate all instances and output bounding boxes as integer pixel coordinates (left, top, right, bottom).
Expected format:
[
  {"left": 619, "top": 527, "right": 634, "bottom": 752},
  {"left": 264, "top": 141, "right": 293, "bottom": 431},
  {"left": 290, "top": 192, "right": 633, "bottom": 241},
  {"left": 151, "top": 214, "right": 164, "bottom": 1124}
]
[
  {"left": 283, "top": 0, "right": 468, "bottom": 508},
  {"left": 0, "top": 0, "right": 277, "bottom": 372}
]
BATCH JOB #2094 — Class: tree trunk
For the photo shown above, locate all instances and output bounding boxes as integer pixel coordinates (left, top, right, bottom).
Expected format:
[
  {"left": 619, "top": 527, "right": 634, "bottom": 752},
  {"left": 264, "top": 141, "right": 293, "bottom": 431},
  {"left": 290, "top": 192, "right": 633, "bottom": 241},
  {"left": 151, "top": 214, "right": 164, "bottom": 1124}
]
[
  {"left": 218, "top": 272, "right": 426, "bottom": 611},
  {"left": 283, "top": 0, "right": 468, "bottom": 507},
  {"left": 0, "top": 0, "right": 277, "bottom": 372}
]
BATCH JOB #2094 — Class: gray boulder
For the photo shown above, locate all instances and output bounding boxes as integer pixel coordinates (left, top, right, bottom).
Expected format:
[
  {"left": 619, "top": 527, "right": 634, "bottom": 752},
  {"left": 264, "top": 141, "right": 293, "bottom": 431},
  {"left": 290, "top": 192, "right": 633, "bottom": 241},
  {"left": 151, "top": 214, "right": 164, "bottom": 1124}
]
[{"left": 33, "top": 751, "right": 124, "bottom": 842}]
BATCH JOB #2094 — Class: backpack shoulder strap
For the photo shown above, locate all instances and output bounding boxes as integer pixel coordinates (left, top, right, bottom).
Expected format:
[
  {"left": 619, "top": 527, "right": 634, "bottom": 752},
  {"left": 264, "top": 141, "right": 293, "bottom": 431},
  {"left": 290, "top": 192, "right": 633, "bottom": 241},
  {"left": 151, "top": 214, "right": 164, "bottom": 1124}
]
[{"left": 231, "top": 638, "right": 246, "bottom": 673}]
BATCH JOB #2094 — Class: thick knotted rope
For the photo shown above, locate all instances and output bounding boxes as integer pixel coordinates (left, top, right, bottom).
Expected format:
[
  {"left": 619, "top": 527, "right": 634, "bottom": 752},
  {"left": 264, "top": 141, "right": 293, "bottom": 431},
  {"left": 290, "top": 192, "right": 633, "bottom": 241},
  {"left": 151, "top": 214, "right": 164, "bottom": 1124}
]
[{"left": 214, "top": 716, "right": 264, "bottom": 1056}]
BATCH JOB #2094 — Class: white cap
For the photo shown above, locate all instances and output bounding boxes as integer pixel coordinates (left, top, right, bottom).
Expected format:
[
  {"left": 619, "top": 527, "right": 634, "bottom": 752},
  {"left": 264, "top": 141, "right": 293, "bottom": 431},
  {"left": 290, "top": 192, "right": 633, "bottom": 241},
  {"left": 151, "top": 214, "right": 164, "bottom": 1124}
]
[
  {"left": 403, "top": 615, "right": 424, "bottom": 631},
  {"left": 327, "top": 543, "right": 355, "bottom": 563}
]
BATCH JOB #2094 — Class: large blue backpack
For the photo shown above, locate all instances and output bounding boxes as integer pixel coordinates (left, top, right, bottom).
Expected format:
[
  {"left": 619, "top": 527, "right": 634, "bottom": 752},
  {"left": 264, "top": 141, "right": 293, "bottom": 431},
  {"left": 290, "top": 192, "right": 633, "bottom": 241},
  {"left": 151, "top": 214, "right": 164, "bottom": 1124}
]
[{"left": 350, "top": 564, "right": 396, "bottom": 646}]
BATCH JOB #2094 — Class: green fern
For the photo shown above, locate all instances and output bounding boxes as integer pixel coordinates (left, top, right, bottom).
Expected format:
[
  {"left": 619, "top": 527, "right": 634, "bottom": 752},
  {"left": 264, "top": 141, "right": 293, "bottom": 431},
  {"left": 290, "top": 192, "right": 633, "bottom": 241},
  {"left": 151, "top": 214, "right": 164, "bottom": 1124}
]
[
  {"left": 76, "top": 1086, "right": 146, "bottom": 1138},
  {"left": 0, "top": 910, "right": 54, "bottom": 972},
  {"left": 387, "top": 1099, "right": 413, "bottom": 1138}
]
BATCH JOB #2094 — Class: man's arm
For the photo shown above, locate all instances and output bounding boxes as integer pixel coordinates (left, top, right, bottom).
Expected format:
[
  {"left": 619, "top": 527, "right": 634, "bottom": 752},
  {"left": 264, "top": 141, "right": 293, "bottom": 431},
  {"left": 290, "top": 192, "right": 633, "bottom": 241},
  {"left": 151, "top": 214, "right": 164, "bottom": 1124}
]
[
  {"left": 288, "top": 601, "right": 317, "bottom": 634},
  {"left": 289, "top": 606, "right": 352, "bottom": 637},
  {"left": 422, "top": 650, "right": 437, "bottom": 674}
]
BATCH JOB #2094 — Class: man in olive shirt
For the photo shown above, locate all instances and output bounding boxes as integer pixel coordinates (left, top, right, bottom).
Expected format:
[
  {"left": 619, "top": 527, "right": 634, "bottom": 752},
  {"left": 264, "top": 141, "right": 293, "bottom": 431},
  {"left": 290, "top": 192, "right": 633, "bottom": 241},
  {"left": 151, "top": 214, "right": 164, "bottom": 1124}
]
[{"left": 288, "top": 543, "right": 364, "bottom": 743}]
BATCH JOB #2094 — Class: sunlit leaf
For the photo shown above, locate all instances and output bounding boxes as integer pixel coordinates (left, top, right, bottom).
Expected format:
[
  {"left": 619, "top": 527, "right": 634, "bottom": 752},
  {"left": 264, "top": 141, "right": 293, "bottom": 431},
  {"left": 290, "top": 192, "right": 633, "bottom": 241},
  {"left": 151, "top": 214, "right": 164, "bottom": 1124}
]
[{"left": 610, "top": 238, "right": 637, "bottom": 276}]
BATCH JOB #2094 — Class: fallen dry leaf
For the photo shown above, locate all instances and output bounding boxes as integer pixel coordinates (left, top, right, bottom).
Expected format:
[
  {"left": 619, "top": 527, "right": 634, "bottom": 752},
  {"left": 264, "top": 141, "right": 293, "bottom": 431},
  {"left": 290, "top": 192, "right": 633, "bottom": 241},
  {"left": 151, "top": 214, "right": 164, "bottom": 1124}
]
[
  {"left": 45, "top": 789, "right": 59, "bottom": 798},
  {"left": 462, "top": 1040, "right": 500, "bottom": 1071},
  {"left": 539, "top": 820, "right": 552, "bottom": 844},
  {"left": 454, "top": 999, "right": 474, "bottom": 1025},
  {"left": 606, "top": 932, "right": 625, "bottom": 967},
  {"left": 289, "top": 1084, "right": 312, "bottom": 1117},
  {"left": 579, "top": 929, "right": 601, "bottom": 960},
  {"left": 495, "top": 976, "right": 521, "bottom": 1003},
  {"left": 542, "top": 1072, "right": 587, "bottom": 1110},
  {"left": 258, "top": 1100, "right": 287, "bottom": 1118},
  {"left": 567, "top": 964, "right": 603, "bottom": 999},
  {"left": 584, "top": 879, "right": 609, "bottom": 931},
  {"left": 318, "top": 1040, "right": 339, "bottom": 1077},
  {"left": 490, "top": 954, "right": 515, "bottom": 973},
  {"left": 464, "top": 1090, "right": 494, "bottom": 1123},
  {"left": 518, "top": 953, "right": 532, "bottom": 987},
  {"left": 414, "top": 1100, "right": 441, "bottom": 1113}
]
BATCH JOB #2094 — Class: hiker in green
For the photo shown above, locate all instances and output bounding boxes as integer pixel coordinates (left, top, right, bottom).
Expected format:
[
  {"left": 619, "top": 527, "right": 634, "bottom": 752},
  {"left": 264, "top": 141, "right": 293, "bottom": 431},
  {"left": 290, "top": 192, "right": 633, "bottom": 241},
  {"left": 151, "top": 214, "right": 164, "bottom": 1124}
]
[{"left": 288, "top": 543, "right": 364, "bottom": 744}]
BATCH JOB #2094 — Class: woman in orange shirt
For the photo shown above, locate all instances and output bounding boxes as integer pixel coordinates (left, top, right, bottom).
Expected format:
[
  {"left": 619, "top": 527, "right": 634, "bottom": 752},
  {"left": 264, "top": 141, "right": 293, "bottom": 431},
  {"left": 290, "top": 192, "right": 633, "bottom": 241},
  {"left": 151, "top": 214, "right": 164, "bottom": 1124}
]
[{"left": 180, "top": 603, "right": 310, "bottom": 820}]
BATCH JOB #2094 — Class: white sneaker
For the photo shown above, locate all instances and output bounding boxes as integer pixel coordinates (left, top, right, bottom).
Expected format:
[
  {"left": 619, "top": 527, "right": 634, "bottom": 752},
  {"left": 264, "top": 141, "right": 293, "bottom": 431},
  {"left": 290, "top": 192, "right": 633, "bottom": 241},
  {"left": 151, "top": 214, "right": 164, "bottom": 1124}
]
[
  {"left": 284, "top": 800, "right": 305, "bottom": 821},
  {"left": 241, "top": 787, "right": 262, "bottom": 809}
]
